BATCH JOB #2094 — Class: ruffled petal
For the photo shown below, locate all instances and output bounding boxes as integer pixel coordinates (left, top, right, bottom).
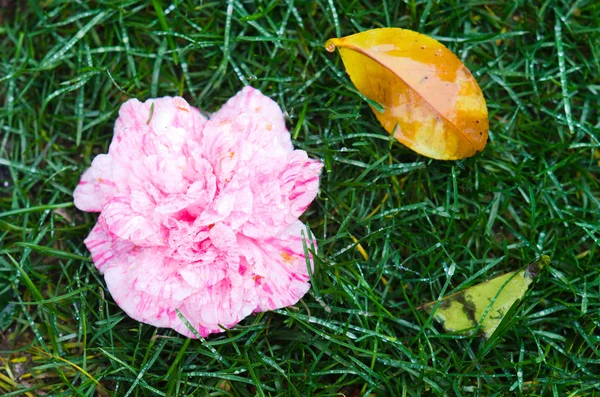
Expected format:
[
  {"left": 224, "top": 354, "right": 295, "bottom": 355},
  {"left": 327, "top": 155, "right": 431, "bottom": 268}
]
[
  {"left": 100, "top": 198, "right": 164, "bottom": 246},
  {"left": 110, "top": 96, "right": 207, "bottom": 162},
  {"left": 239, "top": 221, "right": 314, "bottom": 312},
  {"left": 197, "top": 178, "right": 253, "bottom": 229},
  {"left": 213, "top": 86, "right": 292, "bottom": 152},
  {"left": 176, "top": 276, "right": 257, "bottom": 337},
  {"left": 242, "top": 151, "right": 323, "bottom": 239},
  {"left": 73, "top": 154, "right": 118, "bottom": 212},
  {"left": 102, "top": 248, "right": 197, "bottom": 331},
  {"left": 84, "top": 223, "right": 134, "bottom": 272},
  {"left": 281, "top": 151, "right": 323, "bottom": 222}
]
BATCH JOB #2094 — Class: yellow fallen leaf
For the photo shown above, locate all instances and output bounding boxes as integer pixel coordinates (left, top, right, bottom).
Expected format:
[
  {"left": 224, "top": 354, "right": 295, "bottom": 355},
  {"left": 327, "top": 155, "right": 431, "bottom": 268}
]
[
  {"left": 419, "top": 255, "right": 550, "bottom": 338},
  {"left": 326, "top": 28, "right": 489, "bottom": 160}
]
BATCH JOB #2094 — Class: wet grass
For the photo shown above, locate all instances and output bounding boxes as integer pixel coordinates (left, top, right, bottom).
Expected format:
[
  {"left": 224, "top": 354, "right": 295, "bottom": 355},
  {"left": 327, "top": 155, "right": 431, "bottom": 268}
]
[{"left": 1, "top": 1, "right": 599, "bottom": 396}]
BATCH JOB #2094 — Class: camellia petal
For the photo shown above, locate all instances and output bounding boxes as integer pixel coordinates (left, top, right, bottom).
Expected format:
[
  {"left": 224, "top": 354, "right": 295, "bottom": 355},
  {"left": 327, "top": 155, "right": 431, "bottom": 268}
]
[
  {"left": 73, "top": 154, "right": 118, "bottom": 212},
  {"left": 214, "top": 86, "right": 293, "bottom": 152},
  {"left": 240, "top": 221, "right": 315, "bottom": 312},
  {"left": 75, "top": 91, "right": 322, "bottom": 337}
]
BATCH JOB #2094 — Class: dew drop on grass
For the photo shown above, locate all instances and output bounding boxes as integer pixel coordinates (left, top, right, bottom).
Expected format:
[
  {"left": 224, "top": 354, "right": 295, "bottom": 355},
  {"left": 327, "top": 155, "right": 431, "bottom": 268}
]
[{"left": 445, "top": 262, "right": 456, "bottom": 277}]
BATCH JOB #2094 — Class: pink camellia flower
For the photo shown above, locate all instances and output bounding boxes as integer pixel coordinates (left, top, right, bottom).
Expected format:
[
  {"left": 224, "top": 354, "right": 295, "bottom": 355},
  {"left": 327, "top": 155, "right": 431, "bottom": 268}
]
[{"left": 74, "top": 87, "right": 323, "bottom": 337}]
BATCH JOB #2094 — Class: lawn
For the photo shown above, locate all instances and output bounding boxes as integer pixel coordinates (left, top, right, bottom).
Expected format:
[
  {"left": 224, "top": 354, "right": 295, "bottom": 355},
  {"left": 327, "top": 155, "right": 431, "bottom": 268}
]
[{"left": 1, "top": 1, "right": 599, "bottom": 396}]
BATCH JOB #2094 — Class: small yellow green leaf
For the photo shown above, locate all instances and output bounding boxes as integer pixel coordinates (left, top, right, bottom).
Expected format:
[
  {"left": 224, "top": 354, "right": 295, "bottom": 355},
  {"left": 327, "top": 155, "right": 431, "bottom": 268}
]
[{"left": 420, "top": 255, "right": 550, "bottom": 338}]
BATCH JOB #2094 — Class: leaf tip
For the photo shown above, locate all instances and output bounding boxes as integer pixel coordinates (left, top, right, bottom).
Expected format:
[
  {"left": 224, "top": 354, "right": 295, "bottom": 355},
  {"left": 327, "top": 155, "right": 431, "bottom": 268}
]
[
  {"left": 541, "top": 255, "right": 551, "bottom": 266},
  {"left": 324, "top": 38, "right": 339, "bottom": 53}
]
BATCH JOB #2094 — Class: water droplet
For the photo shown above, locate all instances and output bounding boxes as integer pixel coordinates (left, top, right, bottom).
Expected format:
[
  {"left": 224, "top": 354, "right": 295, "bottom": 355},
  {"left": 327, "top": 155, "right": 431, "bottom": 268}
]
[
  {"left": 165, "top": 4, "right": 176, "bottom": 14},
  {"left": 325, "top": 40, "right": 336, "bottom": 53}
]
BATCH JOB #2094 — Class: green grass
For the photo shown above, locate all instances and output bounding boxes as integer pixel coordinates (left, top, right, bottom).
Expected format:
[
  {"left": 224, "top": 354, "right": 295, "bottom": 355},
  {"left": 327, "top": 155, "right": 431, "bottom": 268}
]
[{"left": 1, "top": 1, "right": 599, "bottom": 396}]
